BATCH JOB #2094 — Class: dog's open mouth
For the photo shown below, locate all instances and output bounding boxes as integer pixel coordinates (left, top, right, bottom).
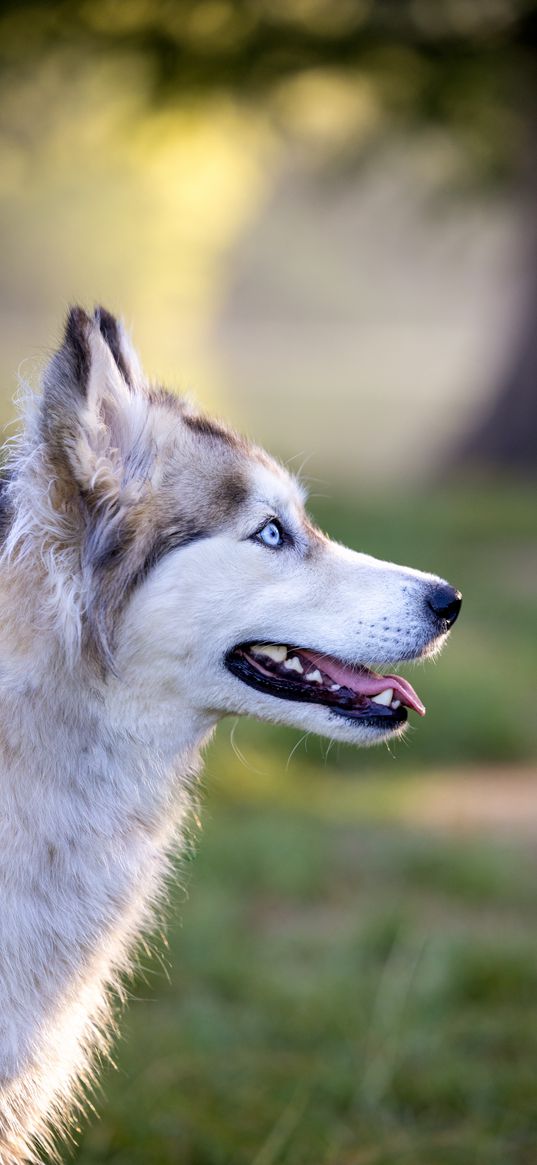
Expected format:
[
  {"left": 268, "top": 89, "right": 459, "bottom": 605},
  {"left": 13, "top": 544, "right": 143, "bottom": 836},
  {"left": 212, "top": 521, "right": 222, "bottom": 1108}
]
[{"left": 225, "top": 643, "right": 425, "bottom": 727}]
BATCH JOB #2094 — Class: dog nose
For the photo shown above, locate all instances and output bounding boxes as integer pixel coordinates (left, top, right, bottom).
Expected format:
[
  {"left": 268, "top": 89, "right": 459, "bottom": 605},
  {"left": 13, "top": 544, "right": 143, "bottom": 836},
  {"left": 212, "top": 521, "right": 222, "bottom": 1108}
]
[{"left": 427, "top": 583, "right": 462, "bottom": 628}]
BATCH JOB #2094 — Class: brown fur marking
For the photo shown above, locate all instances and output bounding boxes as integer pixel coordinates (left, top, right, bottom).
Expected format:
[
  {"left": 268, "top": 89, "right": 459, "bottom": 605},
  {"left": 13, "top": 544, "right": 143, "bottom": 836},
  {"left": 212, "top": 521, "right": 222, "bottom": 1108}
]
[{"left": 182, "top": 411, "right": 240, "bottom": 447}]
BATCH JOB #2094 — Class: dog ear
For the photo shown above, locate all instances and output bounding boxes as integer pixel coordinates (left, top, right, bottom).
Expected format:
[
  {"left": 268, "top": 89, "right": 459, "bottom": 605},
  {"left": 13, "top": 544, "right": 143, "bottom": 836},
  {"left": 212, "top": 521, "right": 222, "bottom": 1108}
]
[
  {"left": 41, "top": 305, "right": 146, "bottom": 503},
  {"left": 40, "top": 307, "right": 152, "bottom": 667},
  {"left": 94, "top": 305, "right": 143, "bottom": 390}
]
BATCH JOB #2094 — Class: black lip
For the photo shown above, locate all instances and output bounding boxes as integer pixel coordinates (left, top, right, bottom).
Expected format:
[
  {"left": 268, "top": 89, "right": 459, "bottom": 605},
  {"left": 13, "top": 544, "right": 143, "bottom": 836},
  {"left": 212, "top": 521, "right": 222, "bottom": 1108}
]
[
  {"left": 225, "top": 647, "right": 408, "bottom": 729},
  {"left": 331, "top": 705, "right": 408, "bottom": 729}
]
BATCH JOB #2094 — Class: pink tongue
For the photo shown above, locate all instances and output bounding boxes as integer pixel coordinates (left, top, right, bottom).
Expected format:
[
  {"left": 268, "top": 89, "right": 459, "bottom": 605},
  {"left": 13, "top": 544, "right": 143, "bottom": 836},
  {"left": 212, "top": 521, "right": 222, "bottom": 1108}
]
[{"left": 301, "top": 650, "right": 426, "bottom": 716}]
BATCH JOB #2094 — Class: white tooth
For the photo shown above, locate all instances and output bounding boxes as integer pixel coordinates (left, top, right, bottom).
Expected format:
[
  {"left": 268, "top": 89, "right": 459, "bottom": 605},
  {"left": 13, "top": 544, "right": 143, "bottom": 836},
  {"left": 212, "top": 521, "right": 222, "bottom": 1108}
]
[
  {"left": 305, "top": 669, "right": 323, "bottom": 684},
  {"left": 371, "top": 688, "right": 394, "bottom": 707},
  {"left": 284, "top": 656, "right": 303, "bottom": 674},
  {"left": 251, "top": 644, "right": 287, "bottom": 662},
  {"left": 330, "top": 683, "right": 341, "bottom": 692},
  {"left": 392, "top": 699, "right": 401, "bottom": 709}
]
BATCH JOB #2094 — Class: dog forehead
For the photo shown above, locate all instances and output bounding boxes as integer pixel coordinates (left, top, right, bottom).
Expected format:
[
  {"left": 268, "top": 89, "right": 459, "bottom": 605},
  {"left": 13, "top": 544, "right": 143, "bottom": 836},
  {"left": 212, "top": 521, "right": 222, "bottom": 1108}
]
[
  {"left": 247, "top": 454, "right": 306, "bottom": 514},
  {"left": 145, "top": 396, "right": 305, "bottom": 526}
]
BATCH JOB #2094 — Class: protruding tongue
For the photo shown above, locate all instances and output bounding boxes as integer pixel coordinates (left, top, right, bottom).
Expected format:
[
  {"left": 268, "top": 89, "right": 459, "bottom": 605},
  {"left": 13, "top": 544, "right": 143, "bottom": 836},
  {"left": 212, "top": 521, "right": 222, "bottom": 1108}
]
[{"left": 301, "top": 651, "right": 426, "bottom": 716}]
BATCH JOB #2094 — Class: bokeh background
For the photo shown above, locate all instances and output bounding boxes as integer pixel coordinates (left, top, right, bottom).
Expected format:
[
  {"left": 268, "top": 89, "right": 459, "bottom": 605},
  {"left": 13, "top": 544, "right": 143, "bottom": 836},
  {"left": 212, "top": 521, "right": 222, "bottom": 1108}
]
[{"left": 1, "top": 2, "right": 536, "bottom": 1162}]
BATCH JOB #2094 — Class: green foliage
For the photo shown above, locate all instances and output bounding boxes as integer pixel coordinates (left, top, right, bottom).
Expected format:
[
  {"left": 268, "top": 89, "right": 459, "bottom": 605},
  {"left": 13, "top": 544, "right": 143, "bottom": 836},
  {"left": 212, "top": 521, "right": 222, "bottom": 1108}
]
[{"left": 1, "top": 0, "right": 536, "bottom": 178}]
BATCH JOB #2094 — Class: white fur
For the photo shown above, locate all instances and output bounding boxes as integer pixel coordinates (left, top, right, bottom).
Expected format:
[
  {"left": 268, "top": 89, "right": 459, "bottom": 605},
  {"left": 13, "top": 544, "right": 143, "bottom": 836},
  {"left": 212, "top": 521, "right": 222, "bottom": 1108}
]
[{"left": 0, "top": 311, "right": 456, "bottom": 1162}]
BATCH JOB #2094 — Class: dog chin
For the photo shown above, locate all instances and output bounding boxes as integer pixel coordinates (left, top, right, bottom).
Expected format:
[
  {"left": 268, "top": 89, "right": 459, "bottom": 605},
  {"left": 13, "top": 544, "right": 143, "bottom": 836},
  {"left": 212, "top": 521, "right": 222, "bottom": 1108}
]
[{"left": 231, "top": 691, "right": 410, "bottom": 746}]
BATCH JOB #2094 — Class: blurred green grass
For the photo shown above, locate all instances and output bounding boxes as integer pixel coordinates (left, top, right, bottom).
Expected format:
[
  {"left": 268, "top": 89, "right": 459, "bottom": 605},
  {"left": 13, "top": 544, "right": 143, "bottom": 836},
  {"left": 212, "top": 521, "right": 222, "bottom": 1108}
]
[
  {"left": 75, "top": 806, "right": 537, "bottom": 1165},
  {"left": 71, "top": 484, "right": 537, "bottom": 1165}
]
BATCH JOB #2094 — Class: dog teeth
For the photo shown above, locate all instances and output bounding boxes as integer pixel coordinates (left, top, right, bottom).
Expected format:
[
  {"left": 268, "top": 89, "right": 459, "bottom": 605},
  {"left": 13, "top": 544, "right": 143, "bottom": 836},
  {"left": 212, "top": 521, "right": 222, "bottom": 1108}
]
[
  {"left": 284, "top": 656, "right": 303, "bottom": 674},
  {"left": 330, "top": 683, "right": 341, "bottom": 692},
  {"left": 392, "top": 699, "right": 401, "bottom": 709},
  {"left": 251, "top": 644, "right": 287, "bottom": 662},
  {"left": 371, "top": 688, "right": 394, "bottom": 706},
  {"left": 305, "top": 669, "right": 323, "bottom": 683}
]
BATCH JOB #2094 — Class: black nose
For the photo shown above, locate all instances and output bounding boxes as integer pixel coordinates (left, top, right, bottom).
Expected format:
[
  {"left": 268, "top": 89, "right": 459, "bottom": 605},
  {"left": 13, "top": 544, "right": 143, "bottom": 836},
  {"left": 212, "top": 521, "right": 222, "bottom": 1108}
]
[{"left": 427, "top": 583, "right": 462, "bottom": 628}]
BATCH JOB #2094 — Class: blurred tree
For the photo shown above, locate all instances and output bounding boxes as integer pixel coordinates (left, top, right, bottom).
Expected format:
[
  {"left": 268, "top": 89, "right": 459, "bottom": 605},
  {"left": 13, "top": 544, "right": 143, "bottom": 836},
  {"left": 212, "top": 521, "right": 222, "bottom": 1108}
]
[{"left": 0, "top": 0, "right": 536, "bottom": 471}]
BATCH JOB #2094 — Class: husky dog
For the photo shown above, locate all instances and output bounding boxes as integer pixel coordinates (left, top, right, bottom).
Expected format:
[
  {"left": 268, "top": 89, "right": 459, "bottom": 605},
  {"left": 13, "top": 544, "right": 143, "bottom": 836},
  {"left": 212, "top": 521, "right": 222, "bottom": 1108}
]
[{"left": 0, "top": 307, "right": 461, "bottom": 1163}]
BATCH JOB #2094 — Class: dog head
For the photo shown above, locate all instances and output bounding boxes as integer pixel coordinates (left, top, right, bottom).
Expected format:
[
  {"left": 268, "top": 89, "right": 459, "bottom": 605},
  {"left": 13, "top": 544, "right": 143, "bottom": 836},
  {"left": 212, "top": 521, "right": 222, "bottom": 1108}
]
[{"left": 3, "top": 307, "right": 461, "bottom": 748}]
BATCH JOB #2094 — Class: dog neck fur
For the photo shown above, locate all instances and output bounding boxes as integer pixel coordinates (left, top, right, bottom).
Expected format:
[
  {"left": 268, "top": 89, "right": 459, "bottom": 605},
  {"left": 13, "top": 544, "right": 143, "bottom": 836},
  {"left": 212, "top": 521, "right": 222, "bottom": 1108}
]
[{"left": 0, "top": 309, "right": 221, "bottom": 1162}]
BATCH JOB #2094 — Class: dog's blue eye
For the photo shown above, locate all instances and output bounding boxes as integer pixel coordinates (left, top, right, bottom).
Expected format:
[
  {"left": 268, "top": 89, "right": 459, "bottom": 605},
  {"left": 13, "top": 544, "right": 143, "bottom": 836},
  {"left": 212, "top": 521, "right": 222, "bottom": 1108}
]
[{"left": 257, "top": 520, "right": 284, "bottom": 548}]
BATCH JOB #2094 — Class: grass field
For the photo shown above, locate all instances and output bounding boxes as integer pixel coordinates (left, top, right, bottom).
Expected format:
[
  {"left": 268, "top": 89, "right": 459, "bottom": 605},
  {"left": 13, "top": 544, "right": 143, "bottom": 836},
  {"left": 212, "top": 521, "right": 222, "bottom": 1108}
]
[{"left": 71, "top": 483, "right": 537, "bottom": 1165}]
